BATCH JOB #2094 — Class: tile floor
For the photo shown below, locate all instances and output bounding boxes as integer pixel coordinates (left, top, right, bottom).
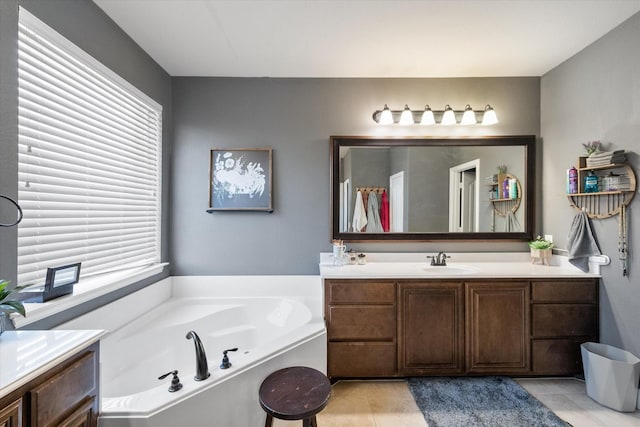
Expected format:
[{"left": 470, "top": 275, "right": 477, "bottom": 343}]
[{"left": 272, "top": 378, "right": 640, "bottom": 427}]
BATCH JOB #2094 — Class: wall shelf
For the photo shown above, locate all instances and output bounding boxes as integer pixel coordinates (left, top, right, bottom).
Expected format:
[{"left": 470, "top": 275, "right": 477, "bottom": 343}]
[
  {"left": 488, "top": 173, "right": 521, "bottom": 217},
  {"left": 567, "top": 162, "right": 636, "bottom": 219}
]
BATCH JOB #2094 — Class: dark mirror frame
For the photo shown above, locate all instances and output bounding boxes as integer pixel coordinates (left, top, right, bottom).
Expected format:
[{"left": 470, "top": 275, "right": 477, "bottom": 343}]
[{"left": 330, "top": 135, "right": 536, "bottom": 242}]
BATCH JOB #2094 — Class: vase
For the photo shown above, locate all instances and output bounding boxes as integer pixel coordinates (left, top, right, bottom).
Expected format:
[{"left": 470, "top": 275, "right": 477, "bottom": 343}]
[{"left": 530, "top": 248, "right": 552, "bottom": 266}]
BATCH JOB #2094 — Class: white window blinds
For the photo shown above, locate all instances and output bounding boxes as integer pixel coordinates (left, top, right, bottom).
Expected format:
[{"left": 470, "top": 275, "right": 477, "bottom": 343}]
[{"left": 17, "top": 8, "right": 162, "bottom": 286}]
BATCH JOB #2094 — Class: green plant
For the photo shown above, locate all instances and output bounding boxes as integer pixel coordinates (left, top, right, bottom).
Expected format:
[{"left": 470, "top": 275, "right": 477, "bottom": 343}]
[
  {"left": 528, "top": 236, "right": 554, "bottom": 250},
  {"left": 0, "top": 280, "right": 26, "bottom": 317},
  {"left": 582, "top": 141, "right": 601, "bottom": 156}
]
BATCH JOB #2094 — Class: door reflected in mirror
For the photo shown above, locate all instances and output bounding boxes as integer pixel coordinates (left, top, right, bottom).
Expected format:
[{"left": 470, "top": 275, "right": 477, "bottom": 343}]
[{"left": 330, "top": 136, "right": 535, "bottom": 242}]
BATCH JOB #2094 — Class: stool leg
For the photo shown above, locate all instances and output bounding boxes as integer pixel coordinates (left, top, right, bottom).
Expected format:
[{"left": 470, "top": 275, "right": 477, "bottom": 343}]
[
  {"left": 303, "top": 415, "right": 317, "bottom": 427},
  {"left": 264, "top": 413, "right": 273, "bottom": 427}
]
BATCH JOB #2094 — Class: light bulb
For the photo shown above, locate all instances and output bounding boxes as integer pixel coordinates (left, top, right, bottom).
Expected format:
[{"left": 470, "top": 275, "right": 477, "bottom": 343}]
[
  {"left": 399, "top": 104, "right": 414, "bottom": 125},
  {"left": 481, "top": 104, "right": 498, "bottom": 125},
  {"left": 420, "top": 105, "right": 436, "bottom": 125},
  {"left": 460, "top": 104, "right": 477, "bottom": 125},
  {"left": 378, "top": 104, "right": 393, "bottom": 125},
  {"left": 441, "top": 104, "right": 456, "bottom": 125}
]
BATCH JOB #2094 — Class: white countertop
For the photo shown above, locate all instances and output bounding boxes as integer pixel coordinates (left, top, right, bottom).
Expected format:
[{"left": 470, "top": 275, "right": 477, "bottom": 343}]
[
  {"left": 319, "top": 252, "right": 603, "bottom": 279},
  {"left": 0, "top": 329, "right": 105, "bottom": 399}
]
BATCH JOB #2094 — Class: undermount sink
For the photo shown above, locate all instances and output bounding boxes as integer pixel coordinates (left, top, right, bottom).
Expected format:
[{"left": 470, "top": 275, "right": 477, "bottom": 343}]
[{"left": 422, "top": 265, "right": 478, "bottom": 275}]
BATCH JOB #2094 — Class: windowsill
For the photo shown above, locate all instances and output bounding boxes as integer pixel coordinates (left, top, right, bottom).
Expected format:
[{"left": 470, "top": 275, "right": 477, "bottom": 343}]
[{"left": 12, "top": 263, "right": 168, "bottom": 329}]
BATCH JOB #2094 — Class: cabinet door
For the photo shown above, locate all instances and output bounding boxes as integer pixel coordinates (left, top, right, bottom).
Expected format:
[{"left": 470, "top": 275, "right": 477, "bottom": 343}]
[
  {"left": 399, "top": 282, "right": 464, "bottom": 375},
  {"left": 466, "top": 282, "right": 530, "bottom": 374},
  {"left": 0, "top": 398, "right": 22, "bottom": 427}
]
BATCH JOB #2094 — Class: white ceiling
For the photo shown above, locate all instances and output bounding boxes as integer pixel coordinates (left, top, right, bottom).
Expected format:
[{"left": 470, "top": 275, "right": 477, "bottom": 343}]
[{"left": 93, "top": 0, "right": 640, "bottom": 78}]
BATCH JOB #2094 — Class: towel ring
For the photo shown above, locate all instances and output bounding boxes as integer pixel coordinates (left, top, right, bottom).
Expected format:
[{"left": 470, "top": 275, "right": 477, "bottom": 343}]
[{"left": 0, "top": 194, "right": 23, "bottom": 227}]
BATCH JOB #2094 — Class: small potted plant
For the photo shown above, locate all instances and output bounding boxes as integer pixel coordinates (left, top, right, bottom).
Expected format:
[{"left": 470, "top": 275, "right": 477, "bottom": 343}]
[
  {"left": 582, "top": 141, "right": 601, "bottom": 157},
  {"left": 0, "top": 280, "right": 27, "bottom": 336},
  {"left": 529, "top": 236, "right": 554, "bottom": 265}
]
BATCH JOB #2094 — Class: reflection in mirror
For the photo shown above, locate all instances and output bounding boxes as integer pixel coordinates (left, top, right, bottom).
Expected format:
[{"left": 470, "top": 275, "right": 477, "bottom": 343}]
[{"left": 331, "top": 136, "right": 535, "bottom": 242}]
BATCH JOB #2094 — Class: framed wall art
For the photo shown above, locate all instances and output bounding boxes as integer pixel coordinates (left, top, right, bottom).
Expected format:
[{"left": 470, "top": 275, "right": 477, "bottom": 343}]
[{"left": 208, "top": 148, "right": 273, "bottom": 212}]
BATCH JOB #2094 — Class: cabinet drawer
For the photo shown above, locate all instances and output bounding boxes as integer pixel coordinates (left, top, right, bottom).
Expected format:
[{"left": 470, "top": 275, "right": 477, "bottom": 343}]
[
  {"left": 532, "top": 280, "right": 597, "bottom": 303},
  {"left": 327, "top": 305, "right": 395, "bottom": 340},
  {"left": 328, "top": 342, "right": 396, "bottom": 378},
  {"left": 532, "top": 304, "right": 598, "bottom": 337},
  {"left": 326, "top": 280, "right": 395, "bottom": 304},
  {"left": 30, "top": 351, "right": 98, "bottom": 427},
  {"left": 532, "top": 339, "right": 590, "bottom": 375},
  {"left": 0, "top": 398, "right": 22, "bottom": 427},
  {"left": 57, "top": 396, "right": 95, "bottom": 427}
]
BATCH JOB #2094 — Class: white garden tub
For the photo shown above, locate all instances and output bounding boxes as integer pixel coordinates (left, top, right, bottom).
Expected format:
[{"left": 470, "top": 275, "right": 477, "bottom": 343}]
[{"left": 57, "top": 276, "right": 327, "bottom": 427}]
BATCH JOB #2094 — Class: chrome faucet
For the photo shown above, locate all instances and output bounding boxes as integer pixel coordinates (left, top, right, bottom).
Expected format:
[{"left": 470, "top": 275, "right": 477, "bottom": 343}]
[
  {"left": 428, "top": 251, "right": 450, "bottom": 266},
  {"left": 186, "top": 330, "right": 210, "bottom": 381}
]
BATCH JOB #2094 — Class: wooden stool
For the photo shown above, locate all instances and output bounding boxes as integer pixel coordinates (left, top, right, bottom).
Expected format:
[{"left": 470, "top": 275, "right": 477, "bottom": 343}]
[{"left": 259, "top": 366, "right": 331, "bottom": 427}]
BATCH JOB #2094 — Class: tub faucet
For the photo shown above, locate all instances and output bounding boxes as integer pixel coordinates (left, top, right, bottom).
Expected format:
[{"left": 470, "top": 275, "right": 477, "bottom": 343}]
[
  {"left": 428, "top": 251, "right": 450, "bottom": 266},
  {"left": 186, "top": 330, "right": 210, "bottom": 381}
]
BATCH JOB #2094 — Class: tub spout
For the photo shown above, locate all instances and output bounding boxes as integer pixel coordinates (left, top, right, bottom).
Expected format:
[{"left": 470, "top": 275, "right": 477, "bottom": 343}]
[{"left": 186, "top": 330, "right": 210, "bottom": 381}]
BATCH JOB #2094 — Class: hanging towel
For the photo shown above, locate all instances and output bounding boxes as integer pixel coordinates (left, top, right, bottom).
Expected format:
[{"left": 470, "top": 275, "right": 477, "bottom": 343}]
[
  {"left": 380, "top": 190, "right": 390, "bottom": 232},
  {"left": 504, "top": 211, "right": 521, "bottom": 232},
  {"left": 567, "top": 210, "right": 601, "bottom": 272},
  {"left": 352, "top": 191, "right": 368, "bottom": 232},
  {"left": 366, "top": 192, "right": 383, "bottom": 233}
]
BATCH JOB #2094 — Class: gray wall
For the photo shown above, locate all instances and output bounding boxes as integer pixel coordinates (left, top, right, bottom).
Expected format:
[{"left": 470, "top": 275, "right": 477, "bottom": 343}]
[
  {"left": 349, "top": 147, "right": 390, "bottom": 232},
  {"left": 406, "top": 147, "right": 451, "bottom": 232},
  {"left": 0, "top": 0, "right": 172, "bottom": 326},
  {"left": 172, "top": 77, "right": 540, "bottom": 275},
  {"left": 541, "top": 12, "right": 640, "bottom": 355}
]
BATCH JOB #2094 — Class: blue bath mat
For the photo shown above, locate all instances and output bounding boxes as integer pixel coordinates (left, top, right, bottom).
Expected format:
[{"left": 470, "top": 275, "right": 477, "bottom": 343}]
[{"left": 408, "top": 376, "right": 571, "bottom": 427}]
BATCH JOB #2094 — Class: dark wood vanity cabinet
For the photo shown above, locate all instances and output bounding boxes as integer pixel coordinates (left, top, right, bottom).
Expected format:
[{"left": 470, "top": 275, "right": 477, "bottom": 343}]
[
  {"left": 466, "top": 281, "right": 530, "bottom": 374},
  {"left": 531, "top": 279, "right": 599, "bottom": 375},
  {"left": 0, "top": 342, "right": 99, "bottom": 427},
  {"left": 325, "top": 280, "right": 397, "bottom": 378},
  {"left": 0, "top": 398, "right": 22, "bottom": 427},
  {"left": 398, "top": 282, "right": 465, "bottom": 375},
  {"left": 325, "top": 278, "right": 598, "bottom": 379}
]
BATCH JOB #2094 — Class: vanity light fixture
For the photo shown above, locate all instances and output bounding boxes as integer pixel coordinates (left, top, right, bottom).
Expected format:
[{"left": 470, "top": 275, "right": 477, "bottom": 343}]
[
  {"left": 372, "top": 104, "right": 498, "bottom": 125},
  {"left": 440, "top": 104, "right": 457, "bottom": 126},
  {"left": 398, "top": 104, "right": 414, "bottom": 125},
  {"left": 481, "top": 104, "right": 499, "bottom": 125},
  {"left": 460, "top": 104, "right": 477, "bottom": 125},
  {"left": 378, "top": 104, "right": 394, "bottom": 125},
  {"left": 420, "top": 105, "right": 436, "bottom": 125}
]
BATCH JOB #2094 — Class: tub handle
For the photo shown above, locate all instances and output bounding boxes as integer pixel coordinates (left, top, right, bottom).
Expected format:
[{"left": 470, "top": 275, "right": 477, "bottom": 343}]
[
  {"left": 158, "top": 370, "right": 183, "bottom": 393},
  {"left": 220, "top": 348, "right": 238, "bottom": 370}
]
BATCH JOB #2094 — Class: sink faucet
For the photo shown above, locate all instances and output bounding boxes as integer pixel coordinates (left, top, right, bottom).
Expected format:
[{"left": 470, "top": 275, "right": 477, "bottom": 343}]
[
  {"left": 428, "top": 251, "right": 450, "bottom": 266},
  {"left": 186, "top": 330, "right": 210, "bottom": 381}
]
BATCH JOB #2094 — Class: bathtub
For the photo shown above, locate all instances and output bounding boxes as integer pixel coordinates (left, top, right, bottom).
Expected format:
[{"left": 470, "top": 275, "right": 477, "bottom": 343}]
[{"left": 57, "top": 276, "right": 327, "bottom": 427}]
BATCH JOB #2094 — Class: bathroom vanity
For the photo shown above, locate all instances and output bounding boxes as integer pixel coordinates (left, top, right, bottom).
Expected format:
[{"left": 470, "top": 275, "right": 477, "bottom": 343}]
[
  {"left": 320, "top": 254, "right": 599, "bottom": 379},
  {"left": 0, "top": 330, "right": 103, "bottom": 426}
]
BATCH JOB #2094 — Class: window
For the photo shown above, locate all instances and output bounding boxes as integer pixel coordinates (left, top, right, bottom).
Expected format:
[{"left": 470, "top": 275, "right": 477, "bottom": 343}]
[{"left": 17, "top": 8, "right": 162, "bottom": 286}]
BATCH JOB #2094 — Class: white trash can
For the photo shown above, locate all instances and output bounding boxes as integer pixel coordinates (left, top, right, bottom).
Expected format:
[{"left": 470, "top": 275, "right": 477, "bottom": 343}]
[{"left": 581, "top": 342, "right": 640, "bottom": 412}]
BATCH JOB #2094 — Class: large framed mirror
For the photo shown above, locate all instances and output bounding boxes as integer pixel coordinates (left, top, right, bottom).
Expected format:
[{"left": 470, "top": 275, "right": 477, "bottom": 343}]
[{"left": 330, "top": 135, "right": 535, "bottom": 242}]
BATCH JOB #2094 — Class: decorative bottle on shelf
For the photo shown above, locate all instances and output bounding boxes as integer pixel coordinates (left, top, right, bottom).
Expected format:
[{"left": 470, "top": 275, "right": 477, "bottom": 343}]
[
  {"left": 509, "top": 178, "right": 517, "bottom": 199},
  {"left": 503, "top": 178, "right": 509, "bottom": 199},
  {"left": 567, "top": 166, "right": 578, "bottom": 194},
  {"left": 584, "top": 170, "right": 599, "bottom": 193}
]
